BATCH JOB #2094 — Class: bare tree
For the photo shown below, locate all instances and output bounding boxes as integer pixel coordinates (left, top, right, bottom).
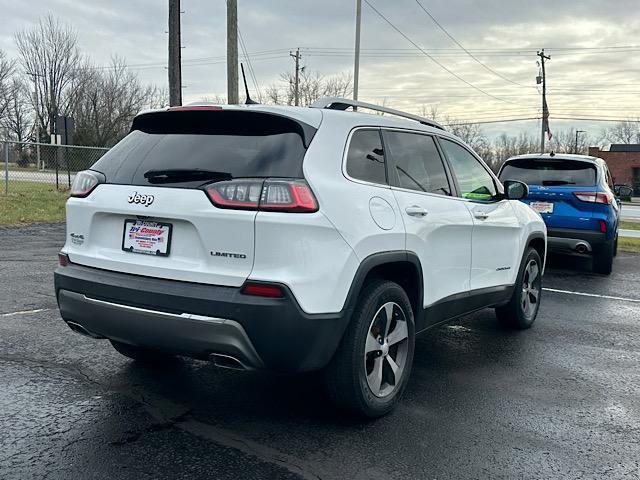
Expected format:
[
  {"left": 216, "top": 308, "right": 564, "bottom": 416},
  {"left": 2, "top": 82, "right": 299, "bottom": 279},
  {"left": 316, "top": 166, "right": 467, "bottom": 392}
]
[
  {"left": 323, "top": 72, "right": 353, "bottom": 98},
  {"left": 69, "top": 57, "right": 164, "bottom": 146},
  {"left": 151, "top": 88, "right": 170, "bottom": 109},
  {"left": 199, "top": 94, "right": 227, "bottom": 104},
  {"left": 600, "top": 119, "right": 640, "bottom": 144},
  {"left": 1, "top": 77, "right": 32, "bottom": 142},
  {"left": 15, "top": 15, "right": 83, "bottom": 140},
  {"left": 0, "top": 49, "right": 16, "bottom": 128},
  {"left": 266, "top": 70, "right": 353, "bottom": 106},
  {"left": 548, "top": 128, "right": 591, "bottom": 154}
]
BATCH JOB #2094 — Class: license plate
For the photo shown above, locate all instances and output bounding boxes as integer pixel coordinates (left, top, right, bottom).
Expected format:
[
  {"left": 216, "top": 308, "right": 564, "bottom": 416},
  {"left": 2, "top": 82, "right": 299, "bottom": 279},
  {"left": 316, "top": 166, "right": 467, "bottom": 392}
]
[
  {"left": 530, "top": 201, "right": 554, "bottom": 214},
  {"left": 122, "top": 220, "right": 172, "bottom": 256}
]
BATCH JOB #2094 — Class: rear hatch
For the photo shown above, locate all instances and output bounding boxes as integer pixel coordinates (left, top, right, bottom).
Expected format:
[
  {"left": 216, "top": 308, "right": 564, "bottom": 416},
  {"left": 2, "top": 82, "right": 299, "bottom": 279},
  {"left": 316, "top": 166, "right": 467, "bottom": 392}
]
[
  {"left": 64, "top": 107, "right": 319, "bottom": 287},
  {"left": 499, "top": 157, "right": 600, "bottom": 230}
]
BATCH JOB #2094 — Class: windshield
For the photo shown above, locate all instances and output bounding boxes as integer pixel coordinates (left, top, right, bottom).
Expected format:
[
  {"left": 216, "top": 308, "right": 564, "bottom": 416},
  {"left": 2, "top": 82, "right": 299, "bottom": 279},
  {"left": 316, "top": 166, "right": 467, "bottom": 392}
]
[{"left": 500, "top": 158, "right": 597, "bottom": 186}]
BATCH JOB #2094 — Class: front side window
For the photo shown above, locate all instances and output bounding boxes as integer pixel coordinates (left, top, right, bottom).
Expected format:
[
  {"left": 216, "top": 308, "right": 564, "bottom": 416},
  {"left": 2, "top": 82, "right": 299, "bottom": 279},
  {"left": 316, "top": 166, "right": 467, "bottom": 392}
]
[
  {"left": 440, "top": 139, "right": 497, "bottom": 200},
  {"left": 345, "top": 129, "right": 387, "bottom": 185},
  {"left": 384, "top": 131, "right": 451, "bottom": 195}
]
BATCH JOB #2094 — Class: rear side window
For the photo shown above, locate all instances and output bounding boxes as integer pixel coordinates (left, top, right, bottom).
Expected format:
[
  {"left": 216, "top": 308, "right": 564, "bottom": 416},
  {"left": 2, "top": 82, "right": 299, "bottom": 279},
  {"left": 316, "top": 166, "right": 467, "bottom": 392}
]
[
  {"left": 384, "top": 131, "right": 451, "bottom": 195},
  {"left": 606, "top": 169, "right": 614, "bottom": 188},
  {"left": 345, "top": 129, "right": 387, "bottom": 185},
  {"left": 500, "top": 158, "right": 597, "bottom": 187},
  {"left": 90, "top": 110, "right": 316, "bottom": 188}
]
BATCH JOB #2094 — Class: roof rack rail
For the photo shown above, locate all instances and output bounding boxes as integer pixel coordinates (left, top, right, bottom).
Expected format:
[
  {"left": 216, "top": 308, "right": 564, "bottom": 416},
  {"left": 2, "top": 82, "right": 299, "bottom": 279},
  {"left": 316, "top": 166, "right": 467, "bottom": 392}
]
[{"left": 310, "top": 97, "right": 445, "bottom": 130}]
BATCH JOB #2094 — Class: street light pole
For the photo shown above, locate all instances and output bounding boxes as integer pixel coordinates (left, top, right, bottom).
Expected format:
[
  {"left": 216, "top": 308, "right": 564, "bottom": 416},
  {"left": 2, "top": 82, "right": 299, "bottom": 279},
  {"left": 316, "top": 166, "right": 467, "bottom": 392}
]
[
  {"left": 575, "top": 130, "right": 585, "bottom": 154},
  {"left": 353, "top": 0, "right": 362, "bottom": 110}
]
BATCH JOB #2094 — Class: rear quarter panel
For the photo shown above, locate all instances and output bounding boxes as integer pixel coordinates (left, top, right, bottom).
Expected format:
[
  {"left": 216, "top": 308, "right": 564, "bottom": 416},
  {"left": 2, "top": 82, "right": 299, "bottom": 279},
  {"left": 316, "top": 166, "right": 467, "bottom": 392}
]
[
  {"left": 510, "top": 200, "right": 547, "bottom": 279},
  {"left": 302, "top": 116, "right": 406, "bottom": 261}
]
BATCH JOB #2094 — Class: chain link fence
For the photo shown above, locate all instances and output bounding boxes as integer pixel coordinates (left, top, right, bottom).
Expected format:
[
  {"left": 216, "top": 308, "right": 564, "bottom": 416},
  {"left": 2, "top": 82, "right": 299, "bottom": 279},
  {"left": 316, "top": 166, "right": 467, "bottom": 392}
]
[{"left": 2, "top": 141, "right": 110, "bottom": 196}]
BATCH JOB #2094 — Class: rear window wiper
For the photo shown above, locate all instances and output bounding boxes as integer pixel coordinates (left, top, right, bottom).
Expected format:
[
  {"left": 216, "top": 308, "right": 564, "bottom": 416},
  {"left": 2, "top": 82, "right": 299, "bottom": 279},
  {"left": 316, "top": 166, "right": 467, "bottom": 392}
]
[
  {"left": 542, "top": 180, "right": 575, "bottom": 186},
  {"left": 144, "top": 169, "right": 233, "bottom": 184}
]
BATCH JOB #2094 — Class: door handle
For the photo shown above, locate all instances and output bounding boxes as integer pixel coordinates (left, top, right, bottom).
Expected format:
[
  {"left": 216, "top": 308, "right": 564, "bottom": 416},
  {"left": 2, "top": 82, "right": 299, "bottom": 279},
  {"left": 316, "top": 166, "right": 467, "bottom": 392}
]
[
  {"left": 405, "top": 206, "right": 428, "bottom": 217},
  {"left": 473, "top": 212, "right": 489, "bottom": 220}
]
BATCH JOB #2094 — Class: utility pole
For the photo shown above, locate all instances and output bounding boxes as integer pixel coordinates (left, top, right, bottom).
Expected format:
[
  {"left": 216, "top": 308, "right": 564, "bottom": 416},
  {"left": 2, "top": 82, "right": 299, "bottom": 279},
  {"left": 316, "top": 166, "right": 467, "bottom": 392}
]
[
  {"left": 227, "top": 0, "right": 239, "bottom": 104},
  {"left": 290, "top": 48, "right": 301, "bottom": 106},
  {"left": 353, "top": 0, "right": 362, "bottom": 109},
  {"left": 537, "top": 49, "right": 550, "bottom": 153},
  {"left": 574, "top": 130, "right": 585, "bottom": 154},
  {"left": 168, "top": 0, "right": 182, "bottom": 106}
]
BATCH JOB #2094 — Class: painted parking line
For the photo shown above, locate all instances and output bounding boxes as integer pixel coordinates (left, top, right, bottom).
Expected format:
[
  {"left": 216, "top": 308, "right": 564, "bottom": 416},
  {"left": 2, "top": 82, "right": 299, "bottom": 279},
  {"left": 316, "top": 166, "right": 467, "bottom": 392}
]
[
  {"left": 0, "top": 308, "right": 52, "bottom": 317},
  {"left": 620, "top": 229, "right": 640, "bottom": 239},
  {"left": 543, "top": 288, "right": 640, "bottom": 303}
]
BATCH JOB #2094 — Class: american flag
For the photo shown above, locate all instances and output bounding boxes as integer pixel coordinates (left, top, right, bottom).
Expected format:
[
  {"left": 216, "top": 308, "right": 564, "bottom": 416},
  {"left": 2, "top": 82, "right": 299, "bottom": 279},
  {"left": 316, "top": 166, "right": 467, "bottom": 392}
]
[{"left": 543, "top": 97, "right": 553, "bottom": 140}]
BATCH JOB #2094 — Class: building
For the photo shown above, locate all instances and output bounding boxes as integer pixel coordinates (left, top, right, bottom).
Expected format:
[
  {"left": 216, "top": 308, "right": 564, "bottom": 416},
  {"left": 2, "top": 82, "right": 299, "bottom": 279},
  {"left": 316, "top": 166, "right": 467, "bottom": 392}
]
[{"left": 589, "top": 145, "right": 640, "bottom": 194}]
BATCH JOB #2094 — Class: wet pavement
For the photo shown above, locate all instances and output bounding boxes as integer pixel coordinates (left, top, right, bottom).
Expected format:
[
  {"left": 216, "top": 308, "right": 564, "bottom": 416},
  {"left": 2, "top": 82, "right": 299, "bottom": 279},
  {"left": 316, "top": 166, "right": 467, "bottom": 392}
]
[{"left": 1, "top": 223, "right": 639, "bottom": 479}]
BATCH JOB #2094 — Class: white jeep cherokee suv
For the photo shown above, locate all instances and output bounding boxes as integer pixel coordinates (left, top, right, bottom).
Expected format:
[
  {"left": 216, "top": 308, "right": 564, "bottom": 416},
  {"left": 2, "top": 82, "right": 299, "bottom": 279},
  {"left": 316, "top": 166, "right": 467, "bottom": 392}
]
[{"left": 55, "top": 98, "right": 546, "bottom": 417}]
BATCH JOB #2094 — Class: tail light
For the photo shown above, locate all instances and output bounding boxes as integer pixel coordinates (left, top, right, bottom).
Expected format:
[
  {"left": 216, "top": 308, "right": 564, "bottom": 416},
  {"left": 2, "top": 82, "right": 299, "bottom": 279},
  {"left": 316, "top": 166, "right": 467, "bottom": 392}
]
[
  {"left": 573, "top": 192, "right": 613, "bottom": 204},
  {"left": 206, "top": 179, "right": 263, "bottom": 210},
  {"left": 260, "top": 180, "right": 318, "bottom": 212},
  {"left": 204, "top": 179, "right": 318, "bottom": 213},
  {"left": 58, "top": 252, "right": 69, "bottom": 267},
  {"left": 70, "top": 170, "right": 105, "bottom": 198},
  {"left": 241, "top": 282, "right": 284, "bottom": 298},
  {"left": 599, "top": 219, "right": 607, "bottom": 233}
]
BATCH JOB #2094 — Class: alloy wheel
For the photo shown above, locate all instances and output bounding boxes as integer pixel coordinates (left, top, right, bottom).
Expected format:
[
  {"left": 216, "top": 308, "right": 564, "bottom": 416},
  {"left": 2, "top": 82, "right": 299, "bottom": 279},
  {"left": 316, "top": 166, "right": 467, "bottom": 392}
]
[
  {"left": 364, "top": 302, "right": 409, "bottom": 398},
  {"left": 521, "top": 259, "right": 541, "bottom": 319}
]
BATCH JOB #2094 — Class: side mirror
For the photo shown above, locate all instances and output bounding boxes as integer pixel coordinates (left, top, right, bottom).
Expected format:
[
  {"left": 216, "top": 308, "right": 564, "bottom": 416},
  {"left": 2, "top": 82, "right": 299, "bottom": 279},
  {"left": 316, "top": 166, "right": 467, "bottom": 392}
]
[
  {"left": 503, "top": 180, "right": 529, "bottom": 200},
  {"left": 617, "top": 185, "right": 633, "bottom": 198}
]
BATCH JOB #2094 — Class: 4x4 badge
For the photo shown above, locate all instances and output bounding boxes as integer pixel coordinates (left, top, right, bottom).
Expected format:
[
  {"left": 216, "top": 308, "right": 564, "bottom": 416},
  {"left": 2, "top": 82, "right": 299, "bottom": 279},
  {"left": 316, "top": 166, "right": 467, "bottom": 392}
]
[{"left": 127, "top": 192, "right": 154, "bottom": 207}]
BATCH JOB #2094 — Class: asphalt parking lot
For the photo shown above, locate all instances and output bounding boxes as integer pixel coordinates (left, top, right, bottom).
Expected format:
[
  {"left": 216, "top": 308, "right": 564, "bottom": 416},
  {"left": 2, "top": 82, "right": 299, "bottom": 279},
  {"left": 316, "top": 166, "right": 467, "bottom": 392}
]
[{"left": 1, "top": 223, "right": 640, "bottom": 480}]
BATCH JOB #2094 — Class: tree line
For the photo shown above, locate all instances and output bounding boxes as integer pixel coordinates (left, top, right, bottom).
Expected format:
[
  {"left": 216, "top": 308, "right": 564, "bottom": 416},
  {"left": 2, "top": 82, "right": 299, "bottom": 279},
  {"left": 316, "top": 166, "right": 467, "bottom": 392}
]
[
  {"left": 1, "top": 13, "right": 639, "bottom": 160},
  {"left": 0, "top": 15, "right": 165, "bottom": 147}
]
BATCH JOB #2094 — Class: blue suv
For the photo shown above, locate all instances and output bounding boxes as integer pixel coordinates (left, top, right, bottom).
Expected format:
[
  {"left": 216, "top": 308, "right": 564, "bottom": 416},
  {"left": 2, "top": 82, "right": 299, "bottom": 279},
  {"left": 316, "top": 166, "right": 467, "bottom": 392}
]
[{"left": 499, "top": 153, "right": 619, "bottom": 274}]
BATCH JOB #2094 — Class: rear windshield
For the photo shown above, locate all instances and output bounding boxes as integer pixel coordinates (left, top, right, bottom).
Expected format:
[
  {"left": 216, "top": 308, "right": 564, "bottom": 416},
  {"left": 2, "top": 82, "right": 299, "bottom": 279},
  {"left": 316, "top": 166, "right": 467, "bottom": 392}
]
[
  {"left": 499, "top": 158, "right": 597, "bottom": 186},
  {"left": 90, "top": 110, "right": 316, "bottom": 188}
]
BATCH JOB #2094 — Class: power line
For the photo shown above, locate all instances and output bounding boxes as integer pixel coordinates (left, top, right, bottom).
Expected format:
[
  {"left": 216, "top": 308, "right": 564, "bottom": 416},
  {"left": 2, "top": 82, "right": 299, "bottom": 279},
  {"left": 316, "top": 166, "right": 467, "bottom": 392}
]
[
  {"left": 443, "top": 117, "right": 540, "bottom": 126},
  {"left": 442, "top": 115, "right": 640, "bottom": 126},
  {"left": 302, "top": 45, "right": 640, "bottom": 52},
  {"left": 238, "top": 28, "right": 262, "bottom": 101},
  {"left": 302, "top": 46, "right": 640, "bottom": 57},
  {"left": 361, "top": 0, "right": 517, "bottom": 105},
  {"left": 413, "top": 0, "right": 532, "bottom": 88}
]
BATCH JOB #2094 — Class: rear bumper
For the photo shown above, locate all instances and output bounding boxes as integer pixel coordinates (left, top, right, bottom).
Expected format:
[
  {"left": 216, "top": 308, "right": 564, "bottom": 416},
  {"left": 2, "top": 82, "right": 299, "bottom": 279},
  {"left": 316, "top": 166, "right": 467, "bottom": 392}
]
[
  {"left": 547, "top": 227, "right": 608, "bottom": 254},
  {"left": 54, "top": 263, "right": 351, "bottom": 372}
]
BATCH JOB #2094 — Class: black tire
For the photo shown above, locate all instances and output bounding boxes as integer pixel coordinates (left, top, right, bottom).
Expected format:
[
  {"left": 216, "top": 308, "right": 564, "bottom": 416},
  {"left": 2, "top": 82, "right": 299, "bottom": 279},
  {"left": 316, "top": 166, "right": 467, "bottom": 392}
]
[
  {"left": 593, "top": 240, "right": 614, "bottom": 275},
  {"left": 324, "top": 279, "right": 415, "bottom": 418},
  {"left": 495, "top": 247, "right": 542, "bottom": 330},
  {"left": 110, "top": 340, "right": 174, "bottom": 363},
  {"left": 613, "top": 233, "right": 618, "bottom": 257}
]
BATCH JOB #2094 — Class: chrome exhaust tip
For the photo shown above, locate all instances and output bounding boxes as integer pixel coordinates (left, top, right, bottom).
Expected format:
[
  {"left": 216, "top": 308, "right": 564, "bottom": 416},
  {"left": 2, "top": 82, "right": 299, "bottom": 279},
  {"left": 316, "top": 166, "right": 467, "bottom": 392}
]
[
  {"left": 210, "top": 353, "right": 248, "bottom": 371},
  {"left": 575, "top": 243, "right": 589, "bottom": 254},
  {"left": 66, "top": 321, "right": 104, "bottom": 339}
]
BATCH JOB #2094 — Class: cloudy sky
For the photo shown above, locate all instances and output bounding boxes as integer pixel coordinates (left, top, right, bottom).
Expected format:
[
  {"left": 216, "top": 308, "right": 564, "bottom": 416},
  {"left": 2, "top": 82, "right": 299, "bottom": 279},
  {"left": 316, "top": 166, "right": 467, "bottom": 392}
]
[{"left": 1, "top": 0, "right": 640, "bottom": 139}]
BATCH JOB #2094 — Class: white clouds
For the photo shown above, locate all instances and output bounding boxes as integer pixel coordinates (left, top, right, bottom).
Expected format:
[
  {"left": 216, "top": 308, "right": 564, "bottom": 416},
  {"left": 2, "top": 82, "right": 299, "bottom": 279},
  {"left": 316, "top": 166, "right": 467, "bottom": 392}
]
[{"left": 1, "top": 0, "right": 639, "bottom": 138}]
